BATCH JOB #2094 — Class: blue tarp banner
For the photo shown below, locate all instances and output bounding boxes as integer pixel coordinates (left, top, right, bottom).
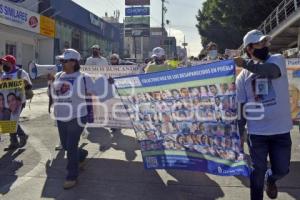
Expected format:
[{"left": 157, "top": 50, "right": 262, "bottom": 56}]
[{"left": 114, "top": 60, "right": 251, "bottom": 176}]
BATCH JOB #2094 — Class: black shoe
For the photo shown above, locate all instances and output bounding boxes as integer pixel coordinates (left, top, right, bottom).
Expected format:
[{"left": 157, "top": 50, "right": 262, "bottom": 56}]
[
  {"left": 266, "top": 180, "right": 278, "bottom": 199},
  {"left": 4, "top": 143, "right": 19, "bottom": 151},
  {"left": 19, "top": 135, "right": 29, "bottom": 148}
]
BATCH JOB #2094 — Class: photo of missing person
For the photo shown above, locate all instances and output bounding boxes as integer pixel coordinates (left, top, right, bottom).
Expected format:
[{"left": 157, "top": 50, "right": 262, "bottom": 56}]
[
  {"left": 180, "top": 88, "right": 190, "bottom": 98},
  {"left": 189, "top": 87, "right": 200, "bottom": 98},
  {"left": 199, "top": 86, "right": 209, "bottom": 97},
  {"left": 0, "top": 92, "right": 10, "bottom": 120},
  {"left": 161, "top": 90, "right": 172, "bottom": 100},
  {"left": 171, "top": 89, "right": 181, "bottom": 99},
  {"left": 7, "top": 93, "right": 22, "bottom": 120},
  {"left": 161, "top": 112, "right": 175, "bottom": 135},
  {"left": 219, "top": 83, "right": 230, "bottom": 95},
  {"left": 151, "top": 91, "right": 162, "bottom": 101},
  {"left": 209, "top": 84, "right": 219, "bottom": 96}
]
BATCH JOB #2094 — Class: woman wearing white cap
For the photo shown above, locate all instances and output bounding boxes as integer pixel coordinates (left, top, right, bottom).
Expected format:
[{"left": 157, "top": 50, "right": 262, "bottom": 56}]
[{"left": 52, "top": 48, "right": 94, "bottom": 189}]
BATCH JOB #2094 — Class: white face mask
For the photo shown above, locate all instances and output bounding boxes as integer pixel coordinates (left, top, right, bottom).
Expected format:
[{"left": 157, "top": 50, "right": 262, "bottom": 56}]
[{"left": 208, "top": 50, "right": 218, "bottom": 60}]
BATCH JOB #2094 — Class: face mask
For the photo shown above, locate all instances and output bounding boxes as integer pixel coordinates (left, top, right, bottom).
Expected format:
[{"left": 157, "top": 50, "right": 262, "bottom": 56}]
[
  {"left": 253, "top": 47, "right": 269, "bottom": 61},
  {"left": 92, "top": 51, "right": 99, "bottom": 57},
  {"left": 208, "top": 50, "right": 218, "bottom": 60},
  {"left": 155, "top": 58, "right": 164, "bottom": 65},
  {"left": 3, "top": 64, "right": 11, "bottom": 72}
]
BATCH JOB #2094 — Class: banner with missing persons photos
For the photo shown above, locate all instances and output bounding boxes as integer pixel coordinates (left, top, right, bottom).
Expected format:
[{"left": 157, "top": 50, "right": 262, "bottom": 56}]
[
  {"left": 0, "top": 79, "right": 25, "bottom": 134},
  {"left": 81, "top": 65, "right": 143, "bottom": 128},
  {"left": 114, "top": 60, "right": 251, "bottom": 176}
]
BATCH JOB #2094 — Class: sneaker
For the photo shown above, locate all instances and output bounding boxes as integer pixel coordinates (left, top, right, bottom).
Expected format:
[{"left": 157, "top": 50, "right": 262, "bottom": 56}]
[
  {"left": 19, "top": 135, "right": 29, "bottom": 148},
  {"left": 63, "top": 180, "right": 77, "bottom": 190},
  {"left": 266, "top": 180, "right": 278, "bottom": 199},
  {"left": 55, "top": 144, "right": 63, "bottom": 151},
  {"left": 4, "top": 143, "right": 19, "bottom": 151}
]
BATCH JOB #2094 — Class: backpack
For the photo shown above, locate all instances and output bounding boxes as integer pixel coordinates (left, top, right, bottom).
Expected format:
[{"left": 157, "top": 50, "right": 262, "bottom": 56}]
[{"left": 17, "top": 69, "right": 34, "bottom": 100}]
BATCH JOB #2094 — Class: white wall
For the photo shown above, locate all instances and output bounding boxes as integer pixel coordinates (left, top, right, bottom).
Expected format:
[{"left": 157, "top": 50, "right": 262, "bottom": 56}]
[
  {"left": 38, "top": 39, "right": 54, "bottom": 64},
  {"left": 0, "top": 24, "right": 54, "bottom": 71}
]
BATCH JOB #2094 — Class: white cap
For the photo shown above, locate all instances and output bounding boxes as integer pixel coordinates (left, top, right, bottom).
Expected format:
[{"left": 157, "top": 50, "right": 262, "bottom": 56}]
[
  {"left": 243, "top": 30, "right": 272, "bottom": 48},
  {"left": 91, "top": 44, "right": 100, "bottom": 49},
  {"left": 56, "top": 48, "right": 81, "bottom": 61},
  {"left": 110, "top": 53, "right": 120, "bottom": 60},
  {"left": 151, "top": 47, "right": 165, "bottom": 58}
]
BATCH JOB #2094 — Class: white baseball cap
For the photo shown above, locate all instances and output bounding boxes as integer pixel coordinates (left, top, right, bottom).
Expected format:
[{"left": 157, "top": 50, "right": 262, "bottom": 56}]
[
  {"left": 56, "top": 48, "right": 81, "bottom": 61},
  {"left": 151, "top": 47, "right": 165, "bottom": 58},
  {"left": 243, "top": 30, "right": 272, "bottom": 48},
  {"left": 91, "top": 44, "right": 100, "bottom": 49}
]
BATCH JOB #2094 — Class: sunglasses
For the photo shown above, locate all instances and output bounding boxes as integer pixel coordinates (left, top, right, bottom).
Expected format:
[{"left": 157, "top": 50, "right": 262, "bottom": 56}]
[{"left": 60, "top": 59, "right": 77, "bottom": 64}]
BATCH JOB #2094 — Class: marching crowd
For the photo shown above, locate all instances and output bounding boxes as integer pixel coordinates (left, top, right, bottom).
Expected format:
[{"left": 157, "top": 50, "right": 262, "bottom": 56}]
[{"left": 0, "top": 29, "right": 296, "bottom": 200}]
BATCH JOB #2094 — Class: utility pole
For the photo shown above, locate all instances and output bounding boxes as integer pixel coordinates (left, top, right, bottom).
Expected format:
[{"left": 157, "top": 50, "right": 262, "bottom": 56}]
[{"left": 161, "top": 0, "right": 167, "bottom": 45}]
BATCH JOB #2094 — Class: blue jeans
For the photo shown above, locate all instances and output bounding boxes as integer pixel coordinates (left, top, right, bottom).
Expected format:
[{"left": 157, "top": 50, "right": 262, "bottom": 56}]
[
  {"left": 248, "top": 133, "right": 292, "bottom": 200},
  {"left": 57, "top": 117, "right": 88, "bottom": 181}
]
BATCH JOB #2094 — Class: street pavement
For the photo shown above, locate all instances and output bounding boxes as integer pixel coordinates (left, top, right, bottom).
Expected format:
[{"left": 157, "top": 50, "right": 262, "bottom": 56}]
[{"left": 0, "top": 88, "right": 300, "bottom": 200}]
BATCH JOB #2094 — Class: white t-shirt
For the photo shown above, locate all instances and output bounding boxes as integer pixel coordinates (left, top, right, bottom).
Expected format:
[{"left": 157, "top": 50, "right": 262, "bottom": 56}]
[
  {"left": 85, "top": 56, "right": 108, "bottom": 66},
  {"left": 236, "top": 54, "right": 293, "bottom": 135},
  {"left": 1, "top": 69, "right": 32, "bottom": 104},
  {"left": 52, "top": 71, "right": 94, "bottom": 121}
]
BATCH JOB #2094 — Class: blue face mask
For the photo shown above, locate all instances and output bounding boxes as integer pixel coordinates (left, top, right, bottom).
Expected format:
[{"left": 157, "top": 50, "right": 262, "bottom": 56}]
[{"left": 208, "top": 50, "right": 218, "bottom": 60}]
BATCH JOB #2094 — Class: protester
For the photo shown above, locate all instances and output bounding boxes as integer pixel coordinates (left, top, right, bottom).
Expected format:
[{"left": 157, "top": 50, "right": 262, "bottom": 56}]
[
  {"left": 235, "top": 30, "right": 293, "bottom": 200},
  {"left": 85, "top": 44, "right": 108, "bottom": 65},
  {"left": 109, "top": 53, "right": 135, "bottom": 65},
  {"left": 0, "top": 55, "right": 31, "bottom": 151},
  {"left": 144, "top": 47, "right": 176, "bottom": 73},
  {"left": 52, "top": 49, "right": 94, "bottom": 189},
  {"left": 202, "top": 42, "right": 222, "bottom": 61}
]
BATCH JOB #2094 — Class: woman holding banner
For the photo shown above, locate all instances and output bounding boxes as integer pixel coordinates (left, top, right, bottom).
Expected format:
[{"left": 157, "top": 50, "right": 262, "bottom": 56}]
[
  {"left": 51, "top": 49, "right": 94, "bottom": 189},
  {"left": 0, "top": 55, "right": 31, "bottom": 151}
]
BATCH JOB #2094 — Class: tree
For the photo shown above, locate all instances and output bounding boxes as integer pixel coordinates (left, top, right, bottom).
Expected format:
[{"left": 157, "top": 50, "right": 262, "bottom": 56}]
[{"left": 196, "top": 0, "right": 281, "bottom": 52}]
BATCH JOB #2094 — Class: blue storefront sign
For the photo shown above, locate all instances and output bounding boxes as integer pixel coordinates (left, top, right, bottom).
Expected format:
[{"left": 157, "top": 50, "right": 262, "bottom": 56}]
[{"left": 125, "top": 7, "right": 150, "bottom": 16}]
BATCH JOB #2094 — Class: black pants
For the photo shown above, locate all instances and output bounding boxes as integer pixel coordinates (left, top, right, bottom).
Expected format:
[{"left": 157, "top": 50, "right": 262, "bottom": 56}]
[
  {"left": 9, "top": 104, "right": 26, "bottom": 144},
  {"left": 248, "top": 132, "right": 292, "bottom": 200},
  {"left": 10, "top": 124, "right": 26, "bottom": 144}
]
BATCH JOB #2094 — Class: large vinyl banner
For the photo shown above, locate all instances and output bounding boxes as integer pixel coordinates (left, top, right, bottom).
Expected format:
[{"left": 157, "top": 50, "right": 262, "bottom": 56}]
[
  {"left": 114, "top": 60, "right": 250, "bottom": 176},
  {"left": 0, "top": 79, "right": 25, "bottom": 134},
  {"left": 80, "top": 65, "right": 143, "bottom": 128}
]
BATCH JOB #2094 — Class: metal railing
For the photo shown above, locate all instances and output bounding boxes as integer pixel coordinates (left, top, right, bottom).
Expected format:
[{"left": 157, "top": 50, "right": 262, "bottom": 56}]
[{"left": 258, "top": 0, "right": 300, "bottom": 34}]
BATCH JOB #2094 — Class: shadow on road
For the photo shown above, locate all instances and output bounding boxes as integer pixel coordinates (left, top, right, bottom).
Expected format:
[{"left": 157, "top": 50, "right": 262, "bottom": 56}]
[
  {"left": 86, "top": 128, "right": 139, "bottom": 161},
  {"left": 0, "top": 149, "right": 25, "bottom": 194},
  {"left": 41, "top": 156, "right": 225, "bottom": 200}
]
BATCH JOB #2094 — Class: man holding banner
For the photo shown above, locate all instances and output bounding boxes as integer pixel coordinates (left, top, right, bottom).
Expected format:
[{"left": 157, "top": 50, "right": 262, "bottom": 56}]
[
  {"left": 0, "top": 55, "right": 31, "bottom": 151},
  {"left": 235, "top": 30, "right": 293, "bottom": 200},
  {"left": 144, "top": 47, "right": 176, "bottom": 73}
]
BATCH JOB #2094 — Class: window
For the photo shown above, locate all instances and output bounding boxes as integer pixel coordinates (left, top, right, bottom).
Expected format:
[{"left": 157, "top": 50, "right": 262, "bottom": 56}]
[{"left": 5, "top": 43, "right": 17, "bottom": 57}]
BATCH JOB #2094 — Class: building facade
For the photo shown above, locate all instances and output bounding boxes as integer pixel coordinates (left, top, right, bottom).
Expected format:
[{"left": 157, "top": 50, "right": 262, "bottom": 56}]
[
  {"left": 43, "top": 0, "right": 121, "bottom": 62},
  {"left": 0, "top": 0, "right": 55, "bottom": 71}
]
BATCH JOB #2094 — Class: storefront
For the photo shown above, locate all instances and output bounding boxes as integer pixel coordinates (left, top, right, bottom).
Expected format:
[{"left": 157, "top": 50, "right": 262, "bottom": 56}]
[
  {"left": 48, "top": 0, "right": 120, "bottom": 61},
  {"left": 0, "top": 0, "right": 55, "bottom": 71}
]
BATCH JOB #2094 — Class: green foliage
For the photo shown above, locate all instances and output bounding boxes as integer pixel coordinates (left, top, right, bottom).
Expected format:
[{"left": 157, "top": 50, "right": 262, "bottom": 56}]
[{"left": 196, "top": 0, "right": 281, "bottom": 52}]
